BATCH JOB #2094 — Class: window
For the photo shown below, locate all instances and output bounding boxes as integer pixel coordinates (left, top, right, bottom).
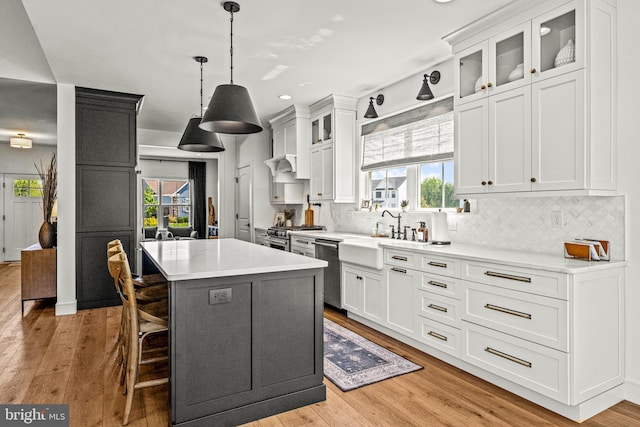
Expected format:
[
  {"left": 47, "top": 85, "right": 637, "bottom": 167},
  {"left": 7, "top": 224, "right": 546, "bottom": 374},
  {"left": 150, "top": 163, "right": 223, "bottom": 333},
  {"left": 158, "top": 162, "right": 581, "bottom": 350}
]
[
  {"left": 142, "top": 179, "right": 192, "bottom": 229},
  {"left": 362, "top": 97, "right": 455, "bottom": 210},
  {"left": 13, "top": 179, "right": 42, "bottom": 198}
]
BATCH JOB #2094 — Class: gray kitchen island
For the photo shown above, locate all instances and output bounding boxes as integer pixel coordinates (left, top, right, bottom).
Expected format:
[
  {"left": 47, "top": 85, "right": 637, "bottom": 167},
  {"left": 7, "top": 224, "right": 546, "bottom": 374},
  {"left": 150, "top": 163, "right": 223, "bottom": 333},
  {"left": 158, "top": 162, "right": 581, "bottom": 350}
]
[{"left": 140, "top": 238, "right": 328, "bottom": 426}]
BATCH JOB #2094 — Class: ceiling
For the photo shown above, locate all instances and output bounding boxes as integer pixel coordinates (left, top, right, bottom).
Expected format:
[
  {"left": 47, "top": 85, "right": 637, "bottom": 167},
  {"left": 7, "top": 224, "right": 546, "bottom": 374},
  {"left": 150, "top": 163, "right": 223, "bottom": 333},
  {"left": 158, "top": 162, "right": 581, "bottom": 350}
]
[{"left": 17, "top": 0, "right": 514, "bottom": 147}]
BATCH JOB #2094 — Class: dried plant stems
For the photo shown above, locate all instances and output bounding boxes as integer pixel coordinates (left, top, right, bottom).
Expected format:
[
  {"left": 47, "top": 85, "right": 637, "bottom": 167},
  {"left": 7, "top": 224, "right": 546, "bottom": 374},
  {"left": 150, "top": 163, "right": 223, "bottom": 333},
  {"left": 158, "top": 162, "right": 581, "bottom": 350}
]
[{"left": 35, "top": 153, "right": 57, "bottom": 223}]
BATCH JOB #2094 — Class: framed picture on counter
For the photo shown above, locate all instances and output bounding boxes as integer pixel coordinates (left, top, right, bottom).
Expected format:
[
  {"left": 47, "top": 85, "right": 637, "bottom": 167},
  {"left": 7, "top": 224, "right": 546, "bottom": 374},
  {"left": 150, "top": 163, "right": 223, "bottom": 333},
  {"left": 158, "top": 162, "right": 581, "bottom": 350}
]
[
  {"left": 360, "top": 199, "right": 371, "bottom": 210},
  {"left": 273, "top": 212, "right": 285, "bottom": 227}
]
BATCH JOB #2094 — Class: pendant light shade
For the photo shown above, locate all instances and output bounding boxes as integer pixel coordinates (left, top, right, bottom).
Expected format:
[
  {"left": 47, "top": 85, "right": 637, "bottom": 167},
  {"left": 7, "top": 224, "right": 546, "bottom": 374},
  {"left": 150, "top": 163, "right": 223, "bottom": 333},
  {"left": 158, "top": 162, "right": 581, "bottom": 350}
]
[
  {"left": 199, "top": 1, "right": 263, "bottom": 135},
  {"left": 178, "top": 56, "right": 225, "bottom": 152},
  {"left": 178, "top": 117, "right": 225, "bottom": 152},
  {"left": 199, "top": 84, "right": 262, "bottom": 134},
  {"left": 416, "top": 70, "right": 441, "bottom": 101}
]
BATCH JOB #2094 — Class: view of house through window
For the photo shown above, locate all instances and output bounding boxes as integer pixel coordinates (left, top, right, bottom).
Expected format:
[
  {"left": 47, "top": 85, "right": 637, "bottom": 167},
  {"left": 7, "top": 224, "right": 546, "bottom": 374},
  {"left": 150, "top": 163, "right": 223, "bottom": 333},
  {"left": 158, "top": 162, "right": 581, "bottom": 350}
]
[
  {"left": 142, "top": 179, "right": 192, "bottom": 229},
  {"left": 370, "top": 167, "right": 407, "bottom": 209}
]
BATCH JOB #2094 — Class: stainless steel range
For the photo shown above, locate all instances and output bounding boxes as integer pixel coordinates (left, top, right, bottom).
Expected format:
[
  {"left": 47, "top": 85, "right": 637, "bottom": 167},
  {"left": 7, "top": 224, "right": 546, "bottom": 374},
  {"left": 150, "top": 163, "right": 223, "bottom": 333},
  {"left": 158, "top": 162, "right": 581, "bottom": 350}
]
[{"left": 266, "top": 225, "right": 325, "bottom": 251}]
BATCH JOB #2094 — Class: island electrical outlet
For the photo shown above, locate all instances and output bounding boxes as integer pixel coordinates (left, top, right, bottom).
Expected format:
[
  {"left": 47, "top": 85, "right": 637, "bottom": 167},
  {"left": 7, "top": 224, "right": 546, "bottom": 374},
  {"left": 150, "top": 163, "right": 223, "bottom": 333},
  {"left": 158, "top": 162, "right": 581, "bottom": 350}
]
[{"left": 209, "top": 288, "right": 232, "bottom": 305}]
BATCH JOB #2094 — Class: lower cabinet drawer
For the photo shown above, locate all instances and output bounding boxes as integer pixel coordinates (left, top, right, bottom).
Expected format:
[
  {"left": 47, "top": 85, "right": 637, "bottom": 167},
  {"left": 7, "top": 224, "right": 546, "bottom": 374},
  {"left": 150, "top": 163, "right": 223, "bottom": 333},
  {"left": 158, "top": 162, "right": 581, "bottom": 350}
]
[
  {"left": 463, "top": 281, "right": 567, "bottom": 351},
  {"left": 418, "top": 273, "right": 461, "bottom": 299},
  {"left": 417, "top": 290, "right": 461, "bottom": 328},
  {"left": 418, "top": 317, "right": 460, "bottom": 358},
  {"left": 463, "top": 322, "right": 569, "bottom": 404}
]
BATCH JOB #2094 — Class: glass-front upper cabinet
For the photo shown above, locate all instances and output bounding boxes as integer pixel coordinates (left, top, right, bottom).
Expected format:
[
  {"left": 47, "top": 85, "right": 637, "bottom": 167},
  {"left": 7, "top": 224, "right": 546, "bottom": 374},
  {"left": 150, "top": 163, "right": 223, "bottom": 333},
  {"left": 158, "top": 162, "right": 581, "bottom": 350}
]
[
  {"left": 311, "top": 110, "right": 332, "bottom": 145},
  {"left": 455, "top": 42, "right": 488, "bottom": 104},
  {"left": 532, "top": 1, "right": 583, "bottom": 81},
  {"left": 454, "top": 23, "right": 529, "bottom": 104}
]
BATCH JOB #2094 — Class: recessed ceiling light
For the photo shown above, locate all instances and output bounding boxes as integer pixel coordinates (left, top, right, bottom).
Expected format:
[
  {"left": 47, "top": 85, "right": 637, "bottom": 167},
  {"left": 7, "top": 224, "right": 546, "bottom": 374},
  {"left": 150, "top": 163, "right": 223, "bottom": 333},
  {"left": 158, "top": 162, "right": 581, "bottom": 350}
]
[
  {"left": 279, "top": 94, "right": 292, "bottom": 100},
  {"left": 433, "top": 0, "right": 454, "bottom": 3},
  {"left": 540, "top": 26, "right": 551, "bottom": 36}
]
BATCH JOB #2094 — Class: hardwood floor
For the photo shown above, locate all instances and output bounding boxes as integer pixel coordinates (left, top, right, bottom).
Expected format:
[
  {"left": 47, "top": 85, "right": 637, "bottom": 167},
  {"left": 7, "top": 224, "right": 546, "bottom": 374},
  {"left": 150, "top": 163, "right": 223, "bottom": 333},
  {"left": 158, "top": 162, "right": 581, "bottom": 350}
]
[{"left": 1, "top": 262, "right": 639, "bottom": 426}]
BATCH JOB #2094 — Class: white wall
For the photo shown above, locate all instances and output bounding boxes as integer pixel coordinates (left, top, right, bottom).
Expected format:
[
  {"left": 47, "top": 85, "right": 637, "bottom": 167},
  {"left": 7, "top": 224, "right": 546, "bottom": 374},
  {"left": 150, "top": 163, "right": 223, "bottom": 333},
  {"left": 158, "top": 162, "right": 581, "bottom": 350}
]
[
  {"left": 617, "top": 0, "right": 640, "bottom": 404},
  {"left": 0, "top": 145, "right": 57, "bottom": 173}
]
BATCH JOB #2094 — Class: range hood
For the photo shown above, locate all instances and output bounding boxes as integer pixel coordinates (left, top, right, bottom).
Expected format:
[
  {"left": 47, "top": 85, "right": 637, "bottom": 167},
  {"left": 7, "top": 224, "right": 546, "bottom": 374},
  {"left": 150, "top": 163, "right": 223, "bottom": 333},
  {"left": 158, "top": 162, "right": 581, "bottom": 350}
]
[
  {"left": 265, "top": 105, "right": 310, "bottom": 183},
  {"left": 264, "top": 154, "right": 299, "bottom": 183}
]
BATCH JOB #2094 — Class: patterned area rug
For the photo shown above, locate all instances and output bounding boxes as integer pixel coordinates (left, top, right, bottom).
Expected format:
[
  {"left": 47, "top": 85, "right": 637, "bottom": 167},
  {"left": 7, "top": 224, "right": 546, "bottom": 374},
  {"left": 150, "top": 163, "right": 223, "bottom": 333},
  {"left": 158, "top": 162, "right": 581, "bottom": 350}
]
[{"left": 323, "top": 318, "right": 422, "bottom": 391}]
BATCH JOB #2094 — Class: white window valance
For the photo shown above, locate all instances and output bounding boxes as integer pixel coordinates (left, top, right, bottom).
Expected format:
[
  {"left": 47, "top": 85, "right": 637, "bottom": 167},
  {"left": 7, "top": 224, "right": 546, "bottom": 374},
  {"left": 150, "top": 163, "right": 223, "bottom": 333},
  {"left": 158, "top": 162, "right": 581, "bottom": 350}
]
[{"left": 361, "top": 97, "right": 453, "bottom": 171}]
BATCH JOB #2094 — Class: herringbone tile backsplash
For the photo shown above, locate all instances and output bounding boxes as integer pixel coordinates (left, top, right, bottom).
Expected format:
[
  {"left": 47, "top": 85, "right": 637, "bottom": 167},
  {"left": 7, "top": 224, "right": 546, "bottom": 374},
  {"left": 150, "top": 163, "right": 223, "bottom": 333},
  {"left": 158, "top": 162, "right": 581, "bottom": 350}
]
[{"left": 326, "top": 196, "right": 625, "bottom": 260}]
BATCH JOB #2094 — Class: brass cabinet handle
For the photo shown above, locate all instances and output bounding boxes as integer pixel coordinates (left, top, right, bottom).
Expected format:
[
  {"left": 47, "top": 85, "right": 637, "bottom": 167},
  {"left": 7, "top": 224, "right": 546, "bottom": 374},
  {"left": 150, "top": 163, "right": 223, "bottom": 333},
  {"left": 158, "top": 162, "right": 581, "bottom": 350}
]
[
  {"left": 530, "top": 68, "right": 536, "bottom": 74},
  {"left": 392, "top": 255, "right": 408, "bottom": 261},
  {"left": 317, "top": 192, "right": 322, "bottom": 196},
  {"left": 427, "top": 280, "right": 447, "bottom": 289},
  {"left": 530, "top": 177, "right": 537, "bottom": 183},
  {"left": 487, "top": 82, "right": 493, "bottom": 87},
  {"left": 391, "top": 267, "right": 407, "bottom": 274},
  {"left": 481, "top": 181, "right": 487, "bottom": 186},
  {"left": 485, "top": 347, "right": 532, "bottom": 368},
  {"left": 427, "top": 303, "right": 447, "bottom": 313},
  {"left": 484, "top": 270, "right": 532, "bottom": 283},
  {"left": 428, "top": 331, "right": 448, "bottom": 341},
  {"left": 274, "top": 196, "right": 279, "bottom": 199},
  {"left": 487, "top": 180, "right": 493, "bottom": 185},
  {"left": 484, "top": 303, "right": 532, "bottom": 319},
  {"left": 428, "top": 261, "right": 448, "bottom": 268},
  {"left": 480, "top": 84, "right": 486, "bottom": 90}
]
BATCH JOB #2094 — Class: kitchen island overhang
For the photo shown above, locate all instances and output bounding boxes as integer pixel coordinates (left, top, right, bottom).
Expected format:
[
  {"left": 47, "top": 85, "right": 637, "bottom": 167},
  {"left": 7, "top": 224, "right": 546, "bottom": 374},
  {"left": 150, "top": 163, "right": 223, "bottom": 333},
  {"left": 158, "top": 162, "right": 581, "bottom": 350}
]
[{"left": 140, "top": 239, "right": 328, "bottom": 427}]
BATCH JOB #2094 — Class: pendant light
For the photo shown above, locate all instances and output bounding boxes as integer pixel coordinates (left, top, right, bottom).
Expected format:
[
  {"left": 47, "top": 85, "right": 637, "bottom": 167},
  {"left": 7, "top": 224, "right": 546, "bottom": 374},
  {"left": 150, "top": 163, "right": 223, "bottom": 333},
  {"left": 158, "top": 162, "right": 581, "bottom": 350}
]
[
  {"left": 200, "top": 1, "right": 263, "bottom": 134},
  {"left": 416, "top": 70, "right": 441, "bottom": 100},
  {"left": 178, "top": 56, "right": 225, "bottom": 152}
]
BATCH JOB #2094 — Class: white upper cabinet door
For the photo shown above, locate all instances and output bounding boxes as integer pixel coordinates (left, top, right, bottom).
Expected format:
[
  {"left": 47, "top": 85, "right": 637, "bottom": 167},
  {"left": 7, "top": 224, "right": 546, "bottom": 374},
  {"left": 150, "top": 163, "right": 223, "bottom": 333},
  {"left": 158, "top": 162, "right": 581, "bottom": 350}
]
[
  {"left": 531, "top": 0, "right": 584, "bottom": 83},
  {"left": 488, "top": 22, "right": 532, "bottom": 97},
  {"left": 488, "top": 85, "right": 532, "bottom": 193},
  {"left": 454, "top": 42, "right": 489, "bottom": 106},
  {"left": 321, "top": 143, "right": 334, "bottom": 200},
  {"left": 455, "top": 99, "right": 489, "bottom": 194},
  {"left": 532, "top": 69, "right": 586, "bottom": 191}
]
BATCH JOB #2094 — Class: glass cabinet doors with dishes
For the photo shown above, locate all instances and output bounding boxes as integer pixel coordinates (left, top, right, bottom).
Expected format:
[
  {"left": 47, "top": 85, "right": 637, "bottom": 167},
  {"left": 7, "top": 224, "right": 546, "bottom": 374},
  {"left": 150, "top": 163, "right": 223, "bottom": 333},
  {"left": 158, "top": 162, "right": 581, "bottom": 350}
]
[{"left": 454, "top": 0, "right": 582, "bottom": 105}]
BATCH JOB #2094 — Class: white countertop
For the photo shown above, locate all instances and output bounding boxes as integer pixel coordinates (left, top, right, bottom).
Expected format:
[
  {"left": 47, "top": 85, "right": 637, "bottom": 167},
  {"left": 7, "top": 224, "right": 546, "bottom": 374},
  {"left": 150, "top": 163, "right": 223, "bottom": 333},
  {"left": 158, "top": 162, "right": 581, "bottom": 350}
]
[
  {"left": 141, "top": 238, "right": 328, "bottom": 281},
  {"left": 291, "top": 231, "right": 624, "bottom": 274}
]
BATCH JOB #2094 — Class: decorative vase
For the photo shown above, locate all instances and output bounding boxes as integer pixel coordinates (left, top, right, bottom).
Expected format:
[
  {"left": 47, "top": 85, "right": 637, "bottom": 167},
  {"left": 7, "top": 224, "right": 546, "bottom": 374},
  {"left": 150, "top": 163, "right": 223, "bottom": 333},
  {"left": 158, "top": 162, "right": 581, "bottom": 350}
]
[
  {"left": 285, "top": 219, "right": 293, "bottom": 227},
  {"left": 38, "top": 221, "right": 56, "bottom": 248},
  {"left": 554, "top": 39, "right": 575, "bottom": 68},
  {"left": 508, "top": 63, "right": 524, "bottom": 81}
]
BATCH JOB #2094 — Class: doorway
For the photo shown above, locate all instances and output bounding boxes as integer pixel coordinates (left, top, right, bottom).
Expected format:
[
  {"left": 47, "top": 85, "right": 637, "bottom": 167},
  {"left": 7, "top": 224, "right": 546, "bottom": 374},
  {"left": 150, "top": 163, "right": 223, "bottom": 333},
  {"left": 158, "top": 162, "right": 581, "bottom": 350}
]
[
  {"left": 2, "top": 173, "right": 43, "bottom": 261},
  {"left": 235, "top": 164, "right": 252, "bottom": 242}
]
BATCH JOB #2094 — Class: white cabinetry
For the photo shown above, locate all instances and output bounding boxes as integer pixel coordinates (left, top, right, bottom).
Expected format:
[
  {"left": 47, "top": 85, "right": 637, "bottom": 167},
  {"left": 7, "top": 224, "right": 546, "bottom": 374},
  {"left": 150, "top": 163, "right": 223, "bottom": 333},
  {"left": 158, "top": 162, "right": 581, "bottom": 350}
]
[
  {"left": 384, "top": 263, "right": 417, "bottom": 337},
  {"left": 309, "top": 95, "right": 357, "bottom": 203},
  {"left": 447, "top": 0, "right": 616, "bottom": 196},
  {"left": 270, "top": 181, "right": 304, "bottom": 204},
  {"left": 290, "top": 234, "right": 316, "bottom": 257},
  {"left": 266, "top": 105, "right": 310, "bottom": 182},
  {"left": 341, "top": 263, "right": 384, "bottom": 323}
]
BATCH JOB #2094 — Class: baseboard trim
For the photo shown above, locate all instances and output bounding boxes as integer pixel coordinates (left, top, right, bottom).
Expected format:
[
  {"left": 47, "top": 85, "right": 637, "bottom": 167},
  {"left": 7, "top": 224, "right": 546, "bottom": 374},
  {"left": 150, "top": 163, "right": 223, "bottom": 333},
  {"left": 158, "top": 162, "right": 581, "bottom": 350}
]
[
  {"left": 55, "top": 300, "right": 77, "bottom": 316},
  {"left": 625, "top": 378, "right": 640, "bottom": 404}
]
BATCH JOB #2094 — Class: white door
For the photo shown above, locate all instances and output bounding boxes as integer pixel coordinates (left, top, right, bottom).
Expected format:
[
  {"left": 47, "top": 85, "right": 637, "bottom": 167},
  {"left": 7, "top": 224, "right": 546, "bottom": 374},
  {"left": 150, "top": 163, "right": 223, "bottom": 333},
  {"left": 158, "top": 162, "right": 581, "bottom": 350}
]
[
  {"left": 235, "top": 164, "right": 252, "bottom": 242},
  {"left": 3, "top": 174, "right": 43, "bottom": 261},
  {"left": 454, "top": 99, "right": 489, "bottom": 195}
]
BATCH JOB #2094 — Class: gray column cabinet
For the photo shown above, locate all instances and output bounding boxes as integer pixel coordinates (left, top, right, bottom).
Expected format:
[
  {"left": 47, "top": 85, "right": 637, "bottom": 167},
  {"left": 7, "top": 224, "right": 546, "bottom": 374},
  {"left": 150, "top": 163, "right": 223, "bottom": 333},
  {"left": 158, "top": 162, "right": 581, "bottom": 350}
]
[{"left": 75, "top": 87, "right": 143, "bottom": 309}]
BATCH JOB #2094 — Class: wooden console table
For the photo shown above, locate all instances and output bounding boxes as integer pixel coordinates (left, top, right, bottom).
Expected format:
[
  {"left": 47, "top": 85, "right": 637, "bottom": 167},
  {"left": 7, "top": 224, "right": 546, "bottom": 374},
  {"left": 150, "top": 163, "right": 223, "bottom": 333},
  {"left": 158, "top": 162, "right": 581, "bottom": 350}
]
[{"left": 21, "top": 244, "right": 57, "bottom": 313}]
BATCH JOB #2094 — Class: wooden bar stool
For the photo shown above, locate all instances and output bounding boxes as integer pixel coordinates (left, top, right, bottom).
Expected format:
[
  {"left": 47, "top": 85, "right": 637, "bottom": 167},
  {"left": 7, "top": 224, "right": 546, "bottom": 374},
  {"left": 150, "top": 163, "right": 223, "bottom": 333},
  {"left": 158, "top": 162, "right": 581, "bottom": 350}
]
[{"left": 110, "top": 252, "right": 168, "bottom": 425}]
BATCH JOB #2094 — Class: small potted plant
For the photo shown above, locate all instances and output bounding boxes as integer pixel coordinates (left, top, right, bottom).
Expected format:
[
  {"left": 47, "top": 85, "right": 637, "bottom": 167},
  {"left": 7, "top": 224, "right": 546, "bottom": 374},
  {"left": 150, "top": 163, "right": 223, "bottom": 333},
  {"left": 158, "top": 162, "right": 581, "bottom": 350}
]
[
  {"left": 401, "top": 200, "right": 409, "bottom": 212},
  {"left": 284, "top": 209, "right": 295, "bottom": 227}
]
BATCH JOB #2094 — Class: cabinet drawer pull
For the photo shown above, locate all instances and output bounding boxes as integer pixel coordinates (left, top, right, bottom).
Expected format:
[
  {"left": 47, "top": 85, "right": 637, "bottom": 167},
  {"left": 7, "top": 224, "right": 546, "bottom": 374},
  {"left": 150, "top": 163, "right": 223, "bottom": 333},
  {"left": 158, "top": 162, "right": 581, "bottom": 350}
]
[
  {"left": 427, "top": 280, "right": 447, "bottom": 289},
  {"left": 427, "top": 303, "right": 447, "bottom": 313},
  {"left": 356, "top": 275, "right": 363, "bottom": 280},
  {"left": 391, "top": 267, "right": 407, "bottom": 274},
  {"left": 428, "top": 261, "right": 447, "bottom": 268},
  {"left": 484, "top": 271, "right": 532, "bottom": 283},
  {"left": 391, "top": 255, "right": 408, "bottom": 261},
  {"left": 484, "top": 303, "right": 532, "bottom": 319},
  {"left": 427, "top": 331, "right": 448, "bottom": 341},
  {"left": 530, "top": 68, "right": 536, "bottom": 74},
  {"left": 317, "top": 192, "right": 323, "bottom": 196},
  {"left": 485, "top": 347, "right": 532, "bottom": 368},
  {"left": 295, "top": 239, "right": 310, "bottom": 244}
]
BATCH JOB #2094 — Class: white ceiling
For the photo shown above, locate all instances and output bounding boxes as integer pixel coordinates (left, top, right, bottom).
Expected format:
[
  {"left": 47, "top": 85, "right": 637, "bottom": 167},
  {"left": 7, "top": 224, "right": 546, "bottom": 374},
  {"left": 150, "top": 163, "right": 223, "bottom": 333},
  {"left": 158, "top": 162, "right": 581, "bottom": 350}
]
[{"left": 17, "top": 0, "right": 514, "bottom": 144}]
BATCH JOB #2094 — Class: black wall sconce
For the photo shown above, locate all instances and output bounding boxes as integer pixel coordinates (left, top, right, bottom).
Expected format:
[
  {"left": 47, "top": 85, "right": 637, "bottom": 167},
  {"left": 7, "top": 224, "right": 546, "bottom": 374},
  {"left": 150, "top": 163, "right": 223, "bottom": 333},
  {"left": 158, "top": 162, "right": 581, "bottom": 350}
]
[
  {"left": 364, "top": 94, "right": 384, "bottom": 119},
  {"left": 416, "top": 71, "right": 441, "bottom": 100}
]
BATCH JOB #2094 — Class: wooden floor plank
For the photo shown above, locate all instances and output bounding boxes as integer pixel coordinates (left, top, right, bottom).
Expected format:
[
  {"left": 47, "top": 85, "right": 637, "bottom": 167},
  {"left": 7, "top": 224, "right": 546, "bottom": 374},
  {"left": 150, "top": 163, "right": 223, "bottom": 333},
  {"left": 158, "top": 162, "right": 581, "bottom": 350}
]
[{"left": 1, "top": 262, "right": 639, "bottom": 426}]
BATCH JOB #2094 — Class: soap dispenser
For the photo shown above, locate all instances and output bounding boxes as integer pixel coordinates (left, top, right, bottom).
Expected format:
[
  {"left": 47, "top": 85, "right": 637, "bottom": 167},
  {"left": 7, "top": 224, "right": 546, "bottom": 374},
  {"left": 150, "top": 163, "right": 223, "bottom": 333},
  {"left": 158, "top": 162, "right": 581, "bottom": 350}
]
[{"left": 417, "top": 221, "right": 428, "bottom": 242}]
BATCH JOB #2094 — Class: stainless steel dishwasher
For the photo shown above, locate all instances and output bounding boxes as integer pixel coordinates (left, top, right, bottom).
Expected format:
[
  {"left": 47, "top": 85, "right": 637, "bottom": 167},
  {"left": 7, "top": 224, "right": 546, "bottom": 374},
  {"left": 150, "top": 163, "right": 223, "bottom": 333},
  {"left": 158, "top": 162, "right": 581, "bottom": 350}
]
[{"left": 314, "top": 238, "right": 341, "bottom": 309}]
